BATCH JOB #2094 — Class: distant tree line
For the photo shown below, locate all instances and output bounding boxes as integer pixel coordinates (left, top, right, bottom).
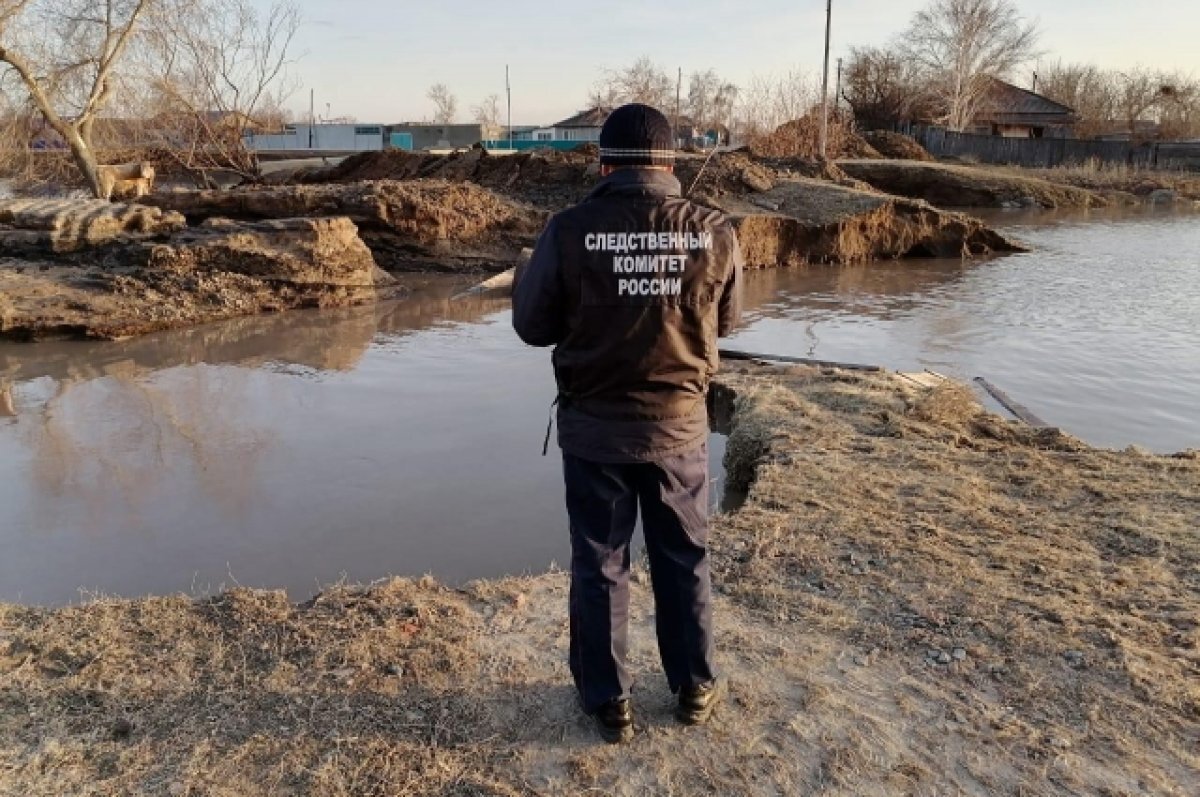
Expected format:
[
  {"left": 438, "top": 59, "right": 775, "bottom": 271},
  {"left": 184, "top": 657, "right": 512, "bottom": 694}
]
[
  {"left": 841, "top": 0, "right": 1199, "bottom": 142},
  {"left": 1035, "top": 65, "right": 1199, "bottom": 142}
]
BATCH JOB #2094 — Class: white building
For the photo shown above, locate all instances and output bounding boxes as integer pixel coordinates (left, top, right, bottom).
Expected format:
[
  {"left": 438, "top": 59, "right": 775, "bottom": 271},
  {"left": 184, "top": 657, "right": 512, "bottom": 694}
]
[
  {"left": 246, "top": 123, "right": 386, "bottom": 152},
  {"left": 523, "top": 107, "right": 611, "bottom": 144}
]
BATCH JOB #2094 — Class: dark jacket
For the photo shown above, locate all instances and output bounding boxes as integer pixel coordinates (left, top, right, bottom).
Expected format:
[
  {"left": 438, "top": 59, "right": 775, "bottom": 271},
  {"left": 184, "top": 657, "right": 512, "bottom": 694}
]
[{"left": 513, "top": 168, "right": 742, "bottom": 461}]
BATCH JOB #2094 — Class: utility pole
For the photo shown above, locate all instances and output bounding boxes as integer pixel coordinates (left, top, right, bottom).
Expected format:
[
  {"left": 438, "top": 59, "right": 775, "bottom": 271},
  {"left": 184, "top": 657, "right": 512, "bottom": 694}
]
[
  {"left": 674, "top": 67, "right": 682, "bottom": 148},
  {"left": 308, "top": 88, "right": 315, "bottom": 149},
  {"left": 835, "top": 58, "right": 843, "bottom": 114},
  {"left": 506, "top": 65, "right": 512, "bottom": 150},
  {"left": 819, "top": 0, "right": 833, "bottom": 159}
]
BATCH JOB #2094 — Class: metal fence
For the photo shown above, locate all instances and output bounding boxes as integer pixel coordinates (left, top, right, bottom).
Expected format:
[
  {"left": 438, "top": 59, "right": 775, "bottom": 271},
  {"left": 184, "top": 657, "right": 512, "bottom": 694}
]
[{"left": 901, "top": 124, "right": 1200, "bottom": 171}]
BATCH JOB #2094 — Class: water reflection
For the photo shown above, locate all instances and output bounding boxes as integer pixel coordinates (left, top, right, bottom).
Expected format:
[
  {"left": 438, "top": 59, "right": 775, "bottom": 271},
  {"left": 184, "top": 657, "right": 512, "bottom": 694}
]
[
  {"left": 0, "top": 277, "right": 509, "bottom": 387},
  {"left": 0, "top": 278, "right": 538, "bottom": 605},
  {"left": 724, "top": 209, "right": 1200, "bottom": 451}
]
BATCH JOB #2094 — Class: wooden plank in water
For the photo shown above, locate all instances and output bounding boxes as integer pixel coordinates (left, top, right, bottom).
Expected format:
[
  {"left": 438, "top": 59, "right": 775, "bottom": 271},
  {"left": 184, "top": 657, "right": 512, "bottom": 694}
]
[
  {"left": 719, "top": 348, "right": 883, "bottom": 372},
  {"left": 973, "top": 377, "right": 1052, "bottom": 428},
  {"left": 897, "top": 371, "right": 950, "bottom": 389}
]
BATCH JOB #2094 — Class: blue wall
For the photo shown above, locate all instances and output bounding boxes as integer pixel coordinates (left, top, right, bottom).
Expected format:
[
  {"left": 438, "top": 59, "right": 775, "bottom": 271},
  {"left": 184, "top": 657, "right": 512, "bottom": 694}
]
[{"left": 480, "top": 140, "right": 593, "bottom": 152}]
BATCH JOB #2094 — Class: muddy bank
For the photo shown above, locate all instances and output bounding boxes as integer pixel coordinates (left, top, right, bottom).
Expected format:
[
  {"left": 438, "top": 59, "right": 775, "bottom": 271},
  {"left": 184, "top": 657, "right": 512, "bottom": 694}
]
[
  {"left": 839, "top": 159, "right": 1108, "bottom": 208},
  {"left": 1, "top": 150, "right": 1024, "bottom": 342},
  {"left": 141, "top": 180, "right": 547, "bottom": 273},
  {"left": 0, "top": 204, "right": 391, "bottom": 340},
  {"left": 172, "top": 153, "right": 1024, "bottom": 270},
  {"left": 711, "top": 177, "right": 1018, "bottom": 264},
  {"left": 2, "top": 364, "right": 1195, "bottom": 795}
]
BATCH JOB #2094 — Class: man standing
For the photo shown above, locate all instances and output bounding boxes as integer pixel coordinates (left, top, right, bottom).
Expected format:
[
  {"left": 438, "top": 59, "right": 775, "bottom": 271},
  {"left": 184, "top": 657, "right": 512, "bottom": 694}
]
[{"left": 512, "top": 103, "right": 743, "bottom": 744}]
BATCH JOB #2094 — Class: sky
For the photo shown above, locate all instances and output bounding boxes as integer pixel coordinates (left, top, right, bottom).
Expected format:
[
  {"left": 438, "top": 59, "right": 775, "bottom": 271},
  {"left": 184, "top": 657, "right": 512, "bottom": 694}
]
[{"left": 274, "top": 0, "right": 1200, "bottom": 126}]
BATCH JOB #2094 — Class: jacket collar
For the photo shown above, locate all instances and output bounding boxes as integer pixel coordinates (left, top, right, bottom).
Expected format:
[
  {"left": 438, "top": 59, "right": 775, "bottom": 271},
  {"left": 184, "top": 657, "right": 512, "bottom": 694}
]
[{"left": 587, "top": 168, "right": 682, "bottom": 201}]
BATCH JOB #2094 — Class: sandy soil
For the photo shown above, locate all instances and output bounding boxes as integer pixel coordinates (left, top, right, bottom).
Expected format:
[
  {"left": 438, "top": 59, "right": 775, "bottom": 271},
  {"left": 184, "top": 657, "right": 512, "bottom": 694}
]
[{"left": 2, "top": 364, "right": 1195, "bottom": 796}]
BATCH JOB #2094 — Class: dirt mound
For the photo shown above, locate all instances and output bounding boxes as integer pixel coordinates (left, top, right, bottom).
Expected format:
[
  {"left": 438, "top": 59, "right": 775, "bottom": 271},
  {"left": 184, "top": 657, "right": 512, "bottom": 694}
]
[
  {"left": 861, "top": 131, "right": 934, "bottom": 162},
  {"left": 309, "top": 149, "right": 596, "bottom": 210},
  {"left": 324, "top": 150, "right": 428, "bottom": 182},
  {"left": 721, "top": 178, "right": 1021, "bottom": 267},
  {"left": 0, "top": 217, "right": 387, "bottom": 341},
  {"left": 668, "top": 153, "right": 1014, "bottom": 265},
  {"left": 749, "top": 115, "right": 882, "bottom": 160},
  {"left": 141, "top": 180, "right": 548, "bottom": 272},
  {"left": 673, "top": 151, "right": 778, "bottom": 201},
  {"left": 150, "top": 217, "right": 381, "bottom": 287},
  {"left": 238, "top": 151, "right": 1018, "bottom": 273}
]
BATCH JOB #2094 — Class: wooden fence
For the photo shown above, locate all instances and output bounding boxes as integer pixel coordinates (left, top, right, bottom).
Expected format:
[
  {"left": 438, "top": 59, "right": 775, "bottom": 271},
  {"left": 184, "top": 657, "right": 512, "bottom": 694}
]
[{"left": 901, "top": 125, "right": 1200, "bottom": 171}]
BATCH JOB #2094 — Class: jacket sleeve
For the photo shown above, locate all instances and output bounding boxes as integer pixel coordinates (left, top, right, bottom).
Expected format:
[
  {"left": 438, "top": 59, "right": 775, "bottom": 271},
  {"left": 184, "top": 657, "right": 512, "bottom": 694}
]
[
  {"left": 512, "top": 217, "right": 566, "bottom": 347},
  {"left": 717, "top": 228, "right": 744, "bottom": 338}
]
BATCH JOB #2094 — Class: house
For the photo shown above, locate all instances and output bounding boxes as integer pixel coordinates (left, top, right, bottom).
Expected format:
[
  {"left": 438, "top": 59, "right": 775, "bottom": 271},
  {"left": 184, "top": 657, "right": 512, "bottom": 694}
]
[
  {"left": 526, "top": 107, "right": 612, "bottom": 144},
  {"left": 968, "top": 79, "right": 1076, "bottom": 138}
]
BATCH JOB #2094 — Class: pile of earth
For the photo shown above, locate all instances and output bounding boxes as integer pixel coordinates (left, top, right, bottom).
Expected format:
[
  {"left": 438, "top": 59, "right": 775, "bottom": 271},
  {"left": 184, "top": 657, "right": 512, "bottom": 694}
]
[
  {"left": 670, "top": 151, "right": 1021, "bottom": 264},
  {"left": 141, "top": 180, "right": 548, "bottom": 273},
  {"left": 0, "top": 210, "right": 391, "bottom": 341},
  {"left": 861, "top": 131, "right": 935, "bottom": 162},
  {"left": 310, "top": 148, "right": 598, "bottom": 211},
  {"left": 198, "top": 152, "right": 1024, "bottom": 272},
  {"left": 747, "top": 114, "right": 883, "bottom": 160}
]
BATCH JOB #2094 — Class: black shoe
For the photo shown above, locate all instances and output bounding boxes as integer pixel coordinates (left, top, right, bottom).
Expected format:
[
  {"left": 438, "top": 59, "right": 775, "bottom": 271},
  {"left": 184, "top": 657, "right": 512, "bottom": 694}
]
[
  {"left": 589, "top": 698, "right": 634, "bottom": 744},
  {"left": 675, "top": 680, "right": 722, "bottom": 726}
]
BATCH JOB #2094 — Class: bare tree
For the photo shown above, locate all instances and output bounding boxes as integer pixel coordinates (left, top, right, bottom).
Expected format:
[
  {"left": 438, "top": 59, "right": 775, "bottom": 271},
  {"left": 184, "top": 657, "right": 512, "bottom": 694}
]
[
  {"left": 1038, "top": 63, "right": 1200, "bottom": 141},
  {"left": 712, "top": 82, "right": 738, "bottom": 141},
  {"left": 141, "top": 0, "right": 300, "bottom": 185},
  {"left": 1113, "top": 68, "right": 1171, "bottom": 142},
  {"left": 686, "top": 69, "right": 738, "bottom": 137},
  {"left": 687, "top": 70, "right": 719, "bottom": 128},
  {"left": 1036, "top": 62, "right": 1116, "bottom": 138},
  {"left": 427, "top": 83, "right": 457, "bottom": 124},
  {"left": 471, "top": 93, "right": 501, "bottom": 130},
  {"left": 843, "top": 46, "right": 934, "bottom": 129},
  {"left": 734, "top": 70, "right": 818, "bottom": 142},
  {"left": 0, "top": 0, "right": 155, "bottom": 198},
  {"left": 1157, "top": 74, "right": 1200, "bottom": 140},
  {"left": 589, "top": 56, "right": 674, "bottom": 110},
  {"left": 899, "top": 0, "right": 1040, "bottom": 131}
]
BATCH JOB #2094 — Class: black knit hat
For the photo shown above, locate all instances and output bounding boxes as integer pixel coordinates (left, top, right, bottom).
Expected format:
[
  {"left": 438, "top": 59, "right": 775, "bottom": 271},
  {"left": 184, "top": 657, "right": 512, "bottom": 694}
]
[{"left": 599, "top": 103, "right": 675, "bottom": 167}]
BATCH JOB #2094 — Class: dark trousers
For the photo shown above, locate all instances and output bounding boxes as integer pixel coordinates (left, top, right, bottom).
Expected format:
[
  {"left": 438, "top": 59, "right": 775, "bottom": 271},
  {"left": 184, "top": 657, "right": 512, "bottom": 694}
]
[{"left": 562, "top": 445, "right": 716, "bottom": 713}]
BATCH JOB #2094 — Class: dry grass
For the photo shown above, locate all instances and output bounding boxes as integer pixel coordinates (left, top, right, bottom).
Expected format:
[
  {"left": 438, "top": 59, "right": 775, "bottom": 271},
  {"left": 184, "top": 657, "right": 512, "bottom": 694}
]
[
  {"left": 715, "top": 365, "right": 1199, "bottom": 795},
  {"left": 2, "top": 365, "right": 1197, "bottom": 795}
]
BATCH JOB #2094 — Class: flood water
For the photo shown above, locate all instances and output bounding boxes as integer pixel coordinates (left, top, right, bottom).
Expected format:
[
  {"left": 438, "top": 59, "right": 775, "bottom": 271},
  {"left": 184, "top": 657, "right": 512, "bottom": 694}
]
[{"left": 1, "top": 207, "right": 1197, "bottom": 605}]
